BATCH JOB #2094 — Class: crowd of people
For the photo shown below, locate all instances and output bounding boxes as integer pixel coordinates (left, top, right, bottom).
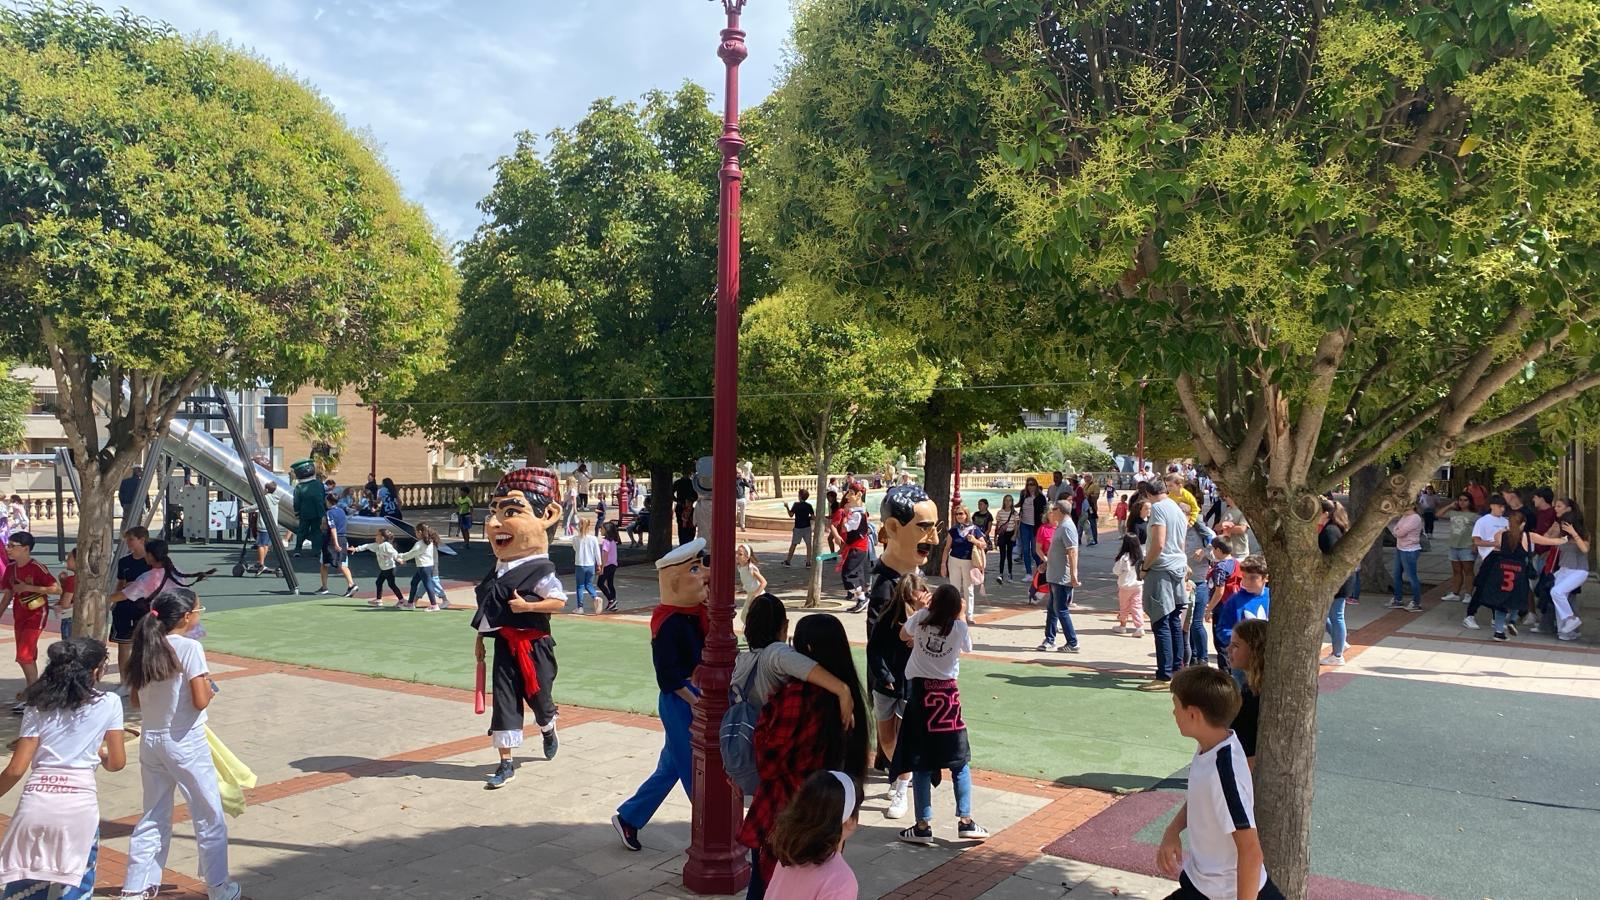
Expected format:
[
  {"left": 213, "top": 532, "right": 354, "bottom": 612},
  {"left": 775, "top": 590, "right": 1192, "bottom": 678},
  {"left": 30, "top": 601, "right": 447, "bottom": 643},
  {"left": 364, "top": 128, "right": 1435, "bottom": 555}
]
[{"left": 0, "top": 454, "right": 1589, "bottom": 900}]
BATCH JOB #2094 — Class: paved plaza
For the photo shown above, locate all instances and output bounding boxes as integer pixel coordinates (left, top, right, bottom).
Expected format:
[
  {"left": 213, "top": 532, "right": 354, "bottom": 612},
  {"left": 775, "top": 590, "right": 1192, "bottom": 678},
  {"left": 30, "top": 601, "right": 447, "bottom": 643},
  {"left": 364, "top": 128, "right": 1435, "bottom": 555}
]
[{"left": 2, "top": 524, "right": 1596, "bottom": 898}]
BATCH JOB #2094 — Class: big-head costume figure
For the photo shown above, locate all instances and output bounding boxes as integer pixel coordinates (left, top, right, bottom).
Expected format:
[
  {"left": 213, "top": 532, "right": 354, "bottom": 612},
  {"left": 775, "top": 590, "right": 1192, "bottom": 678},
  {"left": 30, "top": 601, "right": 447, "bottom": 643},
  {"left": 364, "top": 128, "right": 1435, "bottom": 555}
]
[
  {"left": 866, "top": 484, "right": 940, "bottom": 635},
  {"left": 611, "top": 538, "right": 708, "bottom": 852},
  {"left": 289, "top": 459, "right": 327, "bottom": 555},
  {"left": 472, "top": 467, "right": 568, "bottom": 790}
]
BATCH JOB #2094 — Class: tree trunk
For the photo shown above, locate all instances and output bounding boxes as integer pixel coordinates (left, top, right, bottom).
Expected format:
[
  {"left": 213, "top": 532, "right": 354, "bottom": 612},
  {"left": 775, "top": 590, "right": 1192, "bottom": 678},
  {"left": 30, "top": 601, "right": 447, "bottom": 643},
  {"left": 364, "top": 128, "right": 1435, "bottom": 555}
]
[
  {"left": 525, "top": 440, "right": 549, "bottom": 468},
  {"left": 70, "top": 474, "right": 119, "bottom": 642},
  {"left": 924, "top": 436, "right": 954, "bottom": 523},
  {"left": 647, "top": 464, "right": 675, "bottom": 562},
  {"left": 1348, "top": 463, "right": 1390, "bottom": 595},
  {"left": 768, "top": 455, "right": 784, "bottom": 500},
  {"left": 1252, "top": 518, "right": 1344, "bottom": 900},
  {"left": 806, "top": 445, "right": 833, "bottom": 608}
]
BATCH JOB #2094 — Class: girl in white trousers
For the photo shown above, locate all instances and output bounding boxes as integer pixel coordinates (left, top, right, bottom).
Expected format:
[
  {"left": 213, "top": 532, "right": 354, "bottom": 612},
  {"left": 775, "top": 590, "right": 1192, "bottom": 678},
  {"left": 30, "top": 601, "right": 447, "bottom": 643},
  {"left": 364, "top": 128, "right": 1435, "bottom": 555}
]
[
  {"left": 1549, "top": 499, "right": 1591, "bottom": 640},
  {"left": 119, "top": 588, "right": 237, "bottom": 900}
]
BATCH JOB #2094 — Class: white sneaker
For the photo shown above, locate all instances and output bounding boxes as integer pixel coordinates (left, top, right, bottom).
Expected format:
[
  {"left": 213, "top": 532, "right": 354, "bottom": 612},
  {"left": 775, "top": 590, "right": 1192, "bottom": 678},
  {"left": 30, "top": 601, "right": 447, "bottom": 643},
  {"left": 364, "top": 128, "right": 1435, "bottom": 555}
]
[
  {"left": 1320, "top": 654, "right": 1345, "bottom": 667},
  {"left": 1461, "top": 615, "right": 1480, "bottom": 630},
  {"left": 208, "top": 882, "right": 241, "bottom": 900},
  {"left": 1036, "top": 642, "right": 1054, "bottom": 652},
  {"left": 886, "top": 782, "right": 909, "bottom": 819},
  {"left": 1131, "top": 629, "right": 1144, "bottom": 638},
  {"left": 1560, "top": 616, "right": 1583, "bottom": 635},
  {"left": 1558, "top": 630, "right": 1581, "bottom": 642},
  {"left": 1441, "top": 592, "right": 1459, "bottom": 603},
  {"left": 1460, "top": 593, "right": 1472, "bottom": 604}
]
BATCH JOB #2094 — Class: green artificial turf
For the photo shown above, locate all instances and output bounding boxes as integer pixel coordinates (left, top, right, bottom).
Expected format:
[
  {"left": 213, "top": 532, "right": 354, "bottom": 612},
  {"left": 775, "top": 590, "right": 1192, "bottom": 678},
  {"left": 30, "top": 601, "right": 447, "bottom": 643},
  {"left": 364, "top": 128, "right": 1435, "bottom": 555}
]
[{"left": 202, "top": 597, "right": 1191, "bottom": 789}]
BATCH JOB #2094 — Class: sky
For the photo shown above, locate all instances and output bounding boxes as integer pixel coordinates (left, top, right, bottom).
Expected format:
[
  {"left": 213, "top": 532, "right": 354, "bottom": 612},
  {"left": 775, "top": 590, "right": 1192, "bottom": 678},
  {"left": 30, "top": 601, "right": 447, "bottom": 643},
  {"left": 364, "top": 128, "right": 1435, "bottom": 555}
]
[{"left": 118, "top": 0, "right": 796, "bottom": 243}]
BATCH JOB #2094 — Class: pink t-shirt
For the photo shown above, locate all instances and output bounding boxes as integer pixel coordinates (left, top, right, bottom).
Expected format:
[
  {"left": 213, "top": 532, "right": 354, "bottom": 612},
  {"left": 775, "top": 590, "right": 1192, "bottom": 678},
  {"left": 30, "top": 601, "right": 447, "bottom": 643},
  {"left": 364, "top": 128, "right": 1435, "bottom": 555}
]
[
  {"left": 601, "top": 538, "right": 618, "bottom": 567},
  {"left": 766, "top": 853, "right": 858, "bottom": 899}
]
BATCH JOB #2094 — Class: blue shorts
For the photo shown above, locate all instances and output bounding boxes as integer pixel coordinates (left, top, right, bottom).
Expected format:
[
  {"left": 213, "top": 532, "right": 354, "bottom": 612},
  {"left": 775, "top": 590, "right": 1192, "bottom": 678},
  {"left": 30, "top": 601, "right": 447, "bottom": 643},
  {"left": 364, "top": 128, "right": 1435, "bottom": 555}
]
[
  {"left": 1448, "top": 547, "right": 1475, "bottom": 562},
  {"left": 256, "top": 531, "right": 271, "bottom": 548}
]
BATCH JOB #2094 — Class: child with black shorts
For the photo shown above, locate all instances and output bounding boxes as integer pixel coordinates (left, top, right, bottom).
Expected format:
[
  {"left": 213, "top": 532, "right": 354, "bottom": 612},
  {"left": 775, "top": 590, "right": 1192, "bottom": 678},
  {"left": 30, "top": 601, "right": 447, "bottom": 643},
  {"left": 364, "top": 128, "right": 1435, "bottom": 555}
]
[{"left": 1157, "top": 666, "right": 1284, "bottom": 900}]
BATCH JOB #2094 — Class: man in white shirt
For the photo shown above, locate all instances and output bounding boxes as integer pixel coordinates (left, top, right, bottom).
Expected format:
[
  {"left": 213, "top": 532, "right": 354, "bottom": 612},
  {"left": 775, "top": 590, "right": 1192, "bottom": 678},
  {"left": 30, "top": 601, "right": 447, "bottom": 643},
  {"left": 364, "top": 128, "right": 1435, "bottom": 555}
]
[
  {"left": 1141, "top": 481, "right": 1191, "bottom": 691},
  {"left": 1472, "top": 494, "right": 1510, "bottom": 560}
]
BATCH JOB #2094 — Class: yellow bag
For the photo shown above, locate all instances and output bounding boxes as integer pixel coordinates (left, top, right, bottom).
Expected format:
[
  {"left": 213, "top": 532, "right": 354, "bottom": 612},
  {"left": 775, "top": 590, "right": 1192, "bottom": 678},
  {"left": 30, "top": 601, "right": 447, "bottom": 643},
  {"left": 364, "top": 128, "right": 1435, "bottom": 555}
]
[{"left": 206, "top": 726, "right": 257, "bottom": 818}]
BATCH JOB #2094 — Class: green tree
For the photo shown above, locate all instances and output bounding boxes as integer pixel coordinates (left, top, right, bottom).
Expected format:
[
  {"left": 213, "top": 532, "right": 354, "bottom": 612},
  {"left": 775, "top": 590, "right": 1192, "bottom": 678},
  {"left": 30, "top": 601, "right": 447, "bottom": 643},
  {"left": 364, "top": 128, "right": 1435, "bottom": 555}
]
[
  {"left": 966, "top": 429, "right": 1114, "bottom": 474},
  {"left": 0, "top": 2, "right": 457, "bottom": 638},
  {"left": 297, "top": 412, "right": 349, "bottom": 474},
  {"left": 384, "top": 84, "right": 761, "bottom": 559},
  {"left": 773, "top": 1, "right": 1600, "bottom": 892},
  {"left": 741, "top": 288, "right": 936, "bottom": 605},
  {"left": 0, "top": 364, "right": 30, "bottom": 452}
]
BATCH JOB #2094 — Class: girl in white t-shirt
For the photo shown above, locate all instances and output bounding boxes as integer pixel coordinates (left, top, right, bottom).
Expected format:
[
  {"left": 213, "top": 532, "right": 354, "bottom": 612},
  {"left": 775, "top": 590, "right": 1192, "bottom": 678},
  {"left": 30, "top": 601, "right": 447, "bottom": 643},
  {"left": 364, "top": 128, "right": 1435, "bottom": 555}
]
[
  {"left": 892, "top": 584, "right": 986, "bottom": 846},
  {"left": 120, "top": 589, "right": 238, "bottom": 900},
  {"left": 0, "top": 638, "right": 125, "bottom": 898},
  {"left": 735, "top": 543, "right": 768, "bottom": 609},
  {"left": 354, "top": 529, "right": 407, "bottom": 608}
]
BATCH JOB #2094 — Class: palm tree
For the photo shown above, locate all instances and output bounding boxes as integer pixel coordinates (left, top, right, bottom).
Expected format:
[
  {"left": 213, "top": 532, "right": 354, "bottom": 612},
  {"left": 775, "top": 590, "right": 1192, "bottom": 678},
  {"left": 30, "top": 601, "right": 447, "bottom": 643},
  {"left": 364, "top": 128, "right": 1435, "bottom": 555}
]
[{"left": 297, "top": 412, "right": 348, "bottom": 473}]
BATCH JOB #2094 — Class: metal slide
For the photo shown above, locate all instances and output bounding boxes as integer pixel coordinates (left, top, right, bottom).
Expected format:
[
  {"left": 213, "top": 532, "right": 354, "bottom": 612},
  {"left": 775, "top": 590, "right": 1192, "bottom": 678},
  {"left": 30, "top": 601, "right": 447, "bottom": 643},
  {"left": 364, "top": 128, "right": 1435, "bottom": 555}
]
[{"left": 160, "top": 415, "right": 436, "bottom": 547}]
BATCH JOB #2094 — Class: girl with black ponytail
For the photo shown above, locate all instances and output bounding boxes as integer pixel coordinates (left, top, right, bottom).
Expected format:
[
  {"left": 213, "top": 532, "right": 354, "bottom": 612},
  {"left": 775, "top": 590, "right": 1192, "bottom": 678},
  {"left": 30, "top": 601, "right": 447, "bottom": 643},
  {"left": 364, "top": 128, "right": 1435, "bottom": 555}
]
[
  {"left": 119, "top": 589, "right": 239, "bottom": 900},
  {"left": 0, "top": 638, "right": 125, "bottom": 898}
]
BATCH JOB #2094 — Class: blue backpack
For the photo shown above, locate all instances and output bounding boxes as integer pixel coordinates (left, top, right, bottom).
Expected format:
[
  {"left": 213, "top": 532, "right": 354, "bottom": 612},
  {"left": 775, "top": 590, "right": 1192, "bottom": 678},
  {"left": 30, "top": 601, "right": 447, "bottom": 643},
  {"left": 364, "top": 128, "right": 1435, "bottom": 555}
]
[{"left": 719, "top": 658, "right": 763, "bottom": 796}]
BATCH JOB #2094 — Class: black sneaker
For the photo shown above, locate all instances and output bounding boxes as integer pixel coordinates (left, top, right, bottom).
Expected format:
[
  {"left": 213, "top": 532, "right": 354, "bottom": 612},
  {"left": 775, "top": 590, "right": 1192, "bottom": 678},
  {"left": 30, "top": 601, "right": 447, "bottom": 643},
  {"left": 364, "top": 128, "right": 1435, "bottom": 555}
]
[
  {"left": 542, "top": 727, "right": 559, "bottom": 760},
  {"left": 847, "top": 598, "right": 867, "bottom": 614},
  {"left": 612, "top": 813, "right": 641, "bottom": 851},
  {"left": 1493, "top": 631, "right": 1509, "bottom": 642},
  {"left": 957, "top": 820, "right": 990, "bottom": 841},
  {"left": 897, "top": 824, "right": 935, "bottom": 845},
  {"left": 10, "top": 703, "right": 24, "bottom": 716},
  {"left": 485, "top": 760, "right": 515, "bottom": 789},
  {"left": 1406, "top": 602, "right": 1423, "bottom": 613},
  {"left": 1505, "top": 621, "right": 1518, "bottom": 636},
  {"left": 315, "top": 587, "right": 330, "bottom": 596},
  {"left": 344, "top": 584, "right": 359, "bottom": 598}
]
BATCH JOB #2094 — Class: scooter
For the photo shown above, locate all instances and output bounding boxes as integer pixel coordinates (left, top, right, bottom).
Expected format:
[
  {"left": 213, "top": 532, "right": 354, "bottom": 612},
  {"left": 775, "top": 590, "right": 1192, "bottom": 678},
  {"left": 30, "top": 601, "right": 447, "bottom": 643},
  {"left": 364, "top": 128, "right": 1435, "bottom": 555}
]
[{"left": 231, "top": 510, "right": 280, "bottom": 578}]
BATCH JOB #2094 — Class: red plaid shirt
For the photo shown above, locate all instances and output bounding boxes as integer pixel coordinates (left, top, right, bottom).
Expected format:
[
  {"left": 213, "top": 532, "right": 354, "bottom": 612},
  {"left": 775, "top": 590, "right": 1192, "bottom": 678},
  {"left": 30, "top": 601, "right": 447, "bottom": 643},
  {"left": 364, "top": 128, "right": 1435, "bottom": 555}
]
[{"left": 737, "top": 682, "right": 831, "bottom": 859}]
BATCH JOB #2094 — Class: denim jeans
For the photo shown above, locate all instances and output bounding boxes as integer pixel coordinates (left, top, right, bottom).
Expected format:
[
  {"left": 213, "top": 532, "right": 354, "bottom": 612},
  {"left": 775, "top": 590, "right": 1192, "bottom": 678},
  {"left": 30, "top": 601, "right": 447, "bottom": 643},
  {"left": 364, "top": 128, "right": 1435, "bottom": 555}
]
[
  {"left": 1325, "top": 593, "right": 1348, "bottom": 656},
  {"left": 1185, "top": 604, "right": 1209, "bottom": 664},
  {"left": 1152, "top": 609, "right": 1184, "bottom": 680},
  {"left": 575, "top": 565, "right": 597, "bottom": 609},
  {"left": 1018, "top": 523, "right": 1038, "bottom": 575},
  {"left": 913, "top": 763, "right": 972, "bottom": 823},
  {"left": 1392, "top": 549, "right": 1421, "bottom": 604},
  {"left": 1045, "top": 583, "right": 1078, "bottom": 648},
  {"left": 408, "top": 565, "right": 439, "bottom": 605},
  {"left": 1493, "top": 608, "right": 1512, "bottom": 634}
]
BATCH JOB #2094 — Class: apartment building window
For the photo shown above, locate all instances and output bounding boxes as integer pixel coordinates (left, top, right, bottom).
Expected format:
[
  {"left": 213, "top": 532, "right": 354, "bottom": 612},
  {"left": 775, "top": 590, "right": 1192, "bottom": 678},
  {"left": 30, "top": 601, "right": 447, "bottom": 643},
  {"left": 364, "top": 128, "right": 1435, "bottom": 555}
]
[{"left": 312, "top": 395, "right": 338, "bottom": 417}]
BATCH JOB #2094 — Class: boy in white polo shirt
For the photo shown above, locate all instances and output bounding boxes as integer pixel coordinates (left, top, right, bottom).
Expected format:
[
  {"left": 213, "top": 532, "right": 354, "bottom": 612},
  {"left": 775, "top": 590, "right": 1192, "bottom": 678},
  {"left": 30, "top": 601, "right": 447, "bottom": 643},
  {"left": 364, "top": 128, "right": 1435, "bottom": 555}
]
[{"left": 1157, "top": 666, "right": 1284, "bottom": 900}]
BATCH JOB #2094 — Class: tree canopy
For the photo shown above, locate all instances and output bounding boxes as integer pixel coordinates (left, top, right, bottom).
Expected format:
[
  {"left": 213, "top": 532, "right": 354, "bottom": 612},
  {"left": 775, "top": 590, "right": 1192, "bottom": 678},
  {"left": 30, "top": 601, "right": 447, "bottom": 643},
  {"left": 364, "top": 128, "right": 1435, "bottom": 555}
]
[
  {"left": 384, "top": 83, "right": 763, "bottom": 554},
  {"left": 771, "top": 0, "right": 1600, "bottom": 893},
  {"left": 0, "top": 364, "right": 29, "bottom": 452},
  {"left": 0, "top": 0, "right": 456, "bottom": 635}
]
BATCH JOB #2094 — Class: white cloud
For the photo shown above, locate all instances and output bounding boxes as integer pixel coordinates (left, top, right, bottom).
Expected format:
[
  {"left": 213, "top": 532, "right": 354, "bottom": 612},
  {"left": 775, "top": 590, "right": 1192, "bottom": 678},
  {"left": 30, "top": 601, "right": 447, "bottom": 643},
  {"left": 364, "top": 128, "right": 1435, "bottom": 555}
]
[{"left": 116, "top": 0, "right": 794, "bottom": 242}]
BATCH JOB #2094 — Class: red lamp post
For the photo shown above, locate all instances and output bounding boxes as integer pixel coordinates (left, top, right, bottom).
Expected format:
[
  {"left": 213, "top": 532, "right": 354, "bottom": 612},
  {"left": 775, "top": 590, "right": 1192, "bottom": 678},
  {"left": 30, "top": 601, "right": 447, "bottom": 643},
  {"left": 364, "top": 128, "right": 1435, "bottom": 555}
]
[
  {"left": 952, "top": 431, "right": 963, "bottom": 512},
  {"left": 684, "top": 1, "right": 750, "bottom": 894}
]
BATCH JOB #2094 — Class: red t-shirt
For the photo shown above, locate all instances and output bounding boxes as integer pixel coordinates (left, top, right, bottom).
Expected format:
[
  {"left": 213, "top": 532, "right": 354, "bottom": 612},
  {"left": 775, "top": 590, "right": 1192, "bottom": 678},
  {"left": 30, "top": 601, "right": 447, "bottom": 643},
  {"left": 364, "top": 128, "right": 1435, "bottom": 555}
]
[{"left": 3, "top": 559, "right": 54, "bottom": 625}]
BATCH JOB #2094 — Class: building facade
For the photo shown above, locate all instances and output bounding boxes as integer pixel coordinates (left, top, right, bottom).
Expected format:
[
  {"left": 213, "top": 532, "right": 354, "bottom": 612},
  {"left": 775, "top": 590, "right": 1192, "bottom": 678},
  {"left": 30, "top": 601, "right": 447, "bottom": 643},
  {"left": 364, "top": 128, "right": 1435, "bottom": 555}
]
[{"left": 7, "top": 367, "right": 469, "bottom": 485}]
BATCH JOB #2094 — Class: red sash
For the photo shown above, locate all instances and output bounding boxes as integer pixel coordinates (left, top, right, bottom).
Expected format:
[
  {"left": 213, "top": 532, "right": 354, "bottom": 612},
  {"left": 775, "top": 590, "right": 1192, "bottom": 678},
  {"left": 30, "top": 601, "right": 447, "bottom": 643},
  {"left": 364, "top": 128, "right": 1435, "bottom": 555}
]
[{"left": 500, "top": 627, "right": 550, "bottom": 701}]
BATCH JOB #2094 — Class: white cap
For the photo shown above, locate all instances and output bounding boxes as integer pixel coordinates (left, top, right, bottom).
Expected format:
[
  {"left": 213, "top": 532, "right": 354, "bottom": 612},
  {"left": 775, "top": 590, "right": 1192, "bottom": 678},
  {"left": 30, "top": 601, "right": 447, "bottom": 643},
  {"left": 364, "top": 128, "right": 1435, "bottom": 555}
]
[{"left": 656, "top": 538, "right": 706, "bottom": 569}]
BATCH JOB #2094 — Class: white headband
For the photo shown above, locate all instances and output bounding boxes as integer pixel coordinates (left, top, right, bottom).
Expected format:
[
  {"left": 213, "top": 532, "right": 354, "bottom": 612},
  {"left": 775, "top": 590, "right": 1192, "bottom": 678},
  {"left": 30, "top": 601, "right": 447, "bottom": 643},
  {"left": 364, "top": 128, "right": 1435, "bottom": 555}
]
[{"left": 829, "top": 770, "right": 855, "bottom": 823}]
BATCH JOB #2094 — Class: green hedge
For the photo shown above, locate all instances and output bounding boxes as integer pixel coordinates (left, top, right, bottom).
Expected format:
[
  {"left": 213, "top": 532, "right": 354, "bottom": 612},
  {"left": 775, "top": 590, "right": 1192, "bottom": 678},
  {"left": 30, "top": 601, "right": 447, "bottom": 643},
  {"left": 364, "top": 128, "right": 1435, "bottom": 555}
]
[{"left": 967, "top": 430, "right": 1114, "bottom": 473}]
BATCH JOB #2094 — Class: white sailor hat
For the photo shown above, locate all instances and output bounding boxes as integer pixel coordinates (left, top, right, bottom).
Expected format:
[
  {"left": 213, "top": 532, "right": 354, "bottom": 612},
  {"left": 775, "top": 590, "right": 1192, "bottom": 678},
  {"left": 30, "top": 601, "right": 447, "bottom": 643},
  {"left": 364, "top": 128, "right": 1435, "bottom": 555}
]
[{"left": 656, "top": 538, "right": 707, "bottom": 569}]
